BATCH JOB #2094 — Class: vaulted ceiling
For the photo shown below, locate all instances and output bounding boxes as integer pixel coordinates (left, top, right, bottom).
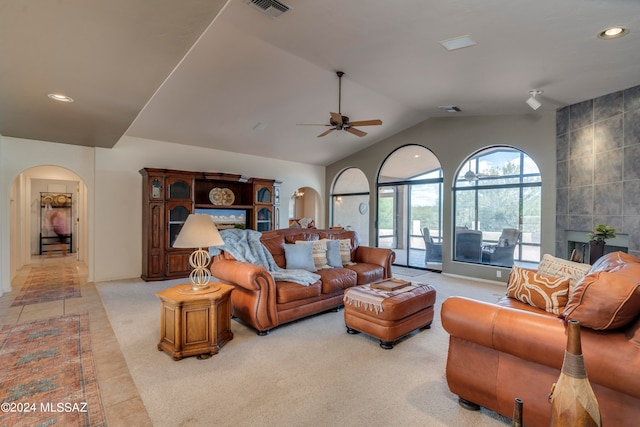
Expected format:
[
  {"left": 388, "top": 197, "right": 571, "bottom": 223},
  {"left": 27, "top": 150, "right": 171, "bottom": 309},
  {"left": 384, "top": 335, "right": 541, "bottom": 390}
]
[{"left": 2, "top": 0, "right": 639, "bottom": 166}]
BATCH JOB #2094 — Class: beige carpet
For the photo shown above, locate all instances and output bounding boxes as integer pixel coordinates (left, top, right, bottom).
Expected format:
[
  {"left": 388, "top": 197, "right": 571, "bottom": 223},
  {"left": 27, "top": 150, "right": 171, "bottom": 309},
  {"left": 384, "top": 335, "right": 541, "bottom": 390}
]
[{"left": 96, "top": 270, "right": 511, "bottom": 427}]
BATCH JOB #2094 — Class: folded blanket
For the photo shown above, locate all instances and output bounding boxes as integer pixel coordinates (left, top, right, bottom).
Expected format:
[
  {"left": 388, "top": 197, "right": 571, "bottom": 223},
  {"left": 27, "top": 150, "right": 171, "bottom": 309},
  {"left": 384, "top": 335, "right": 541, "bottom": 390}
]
[
  {"left": 210, "top": 228, "right": 321, "bottom": 286},
  {"left": 343, "top": 284, "right": 419, "bottom": 314}
]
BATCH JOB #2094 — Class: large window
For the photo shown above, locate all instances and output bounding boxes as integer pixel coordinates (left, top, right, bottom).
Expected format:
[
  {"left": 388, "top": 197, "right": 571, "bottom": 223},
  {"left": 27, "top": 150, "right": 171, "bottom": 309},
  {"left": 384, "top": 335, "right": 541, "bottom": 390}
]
[
  {"left": 331, "top": 168, "right": 370, "bottom": 246},
  {"left": 453, "top": 146, "right": 541, "bottom": 267},
  {"left": 377, "top": 145, "right": 443, "bottom": 270}
]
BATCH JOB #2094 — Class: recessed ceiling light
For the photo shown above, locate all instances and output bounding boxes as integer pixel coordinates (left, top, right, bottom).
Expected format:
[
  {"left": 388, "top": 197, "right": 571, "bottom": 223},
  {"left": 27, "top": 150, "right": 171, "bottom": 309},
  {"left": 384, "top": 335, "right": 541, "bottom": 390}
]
[
  {"left": 598, "top": 26, "right": 629, "bottom": 39},
  {"left": 47, "top": 93, "right": 74, "bottom": 102}
]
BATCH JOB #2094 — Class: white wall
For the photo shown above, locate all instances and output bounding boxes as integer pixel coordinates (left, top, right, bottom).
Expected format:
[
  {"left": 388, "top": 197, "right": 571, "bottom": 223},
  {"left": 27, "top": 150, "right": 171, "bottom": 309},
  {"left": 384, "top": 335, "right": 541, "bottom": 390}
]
[
  {"left": 326, "top": 113, "right": 557, "bottom": 282},
  {"left": 88, "top": 136, "right": 325, "bottom": 282},
  {"left": 0, "top": 135, "right": 324, "bottom": 291}
]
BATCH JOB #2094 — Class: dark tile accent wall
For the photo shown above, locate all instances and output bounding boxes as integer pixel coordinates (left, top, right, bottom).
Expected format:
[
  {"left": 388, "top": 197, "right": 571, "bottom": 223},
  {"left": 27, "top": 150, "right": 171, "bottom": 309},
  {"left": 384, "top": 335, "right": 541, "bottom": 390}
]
[{"left": 556, "top": 84, "right": 640, "bottom": 258}]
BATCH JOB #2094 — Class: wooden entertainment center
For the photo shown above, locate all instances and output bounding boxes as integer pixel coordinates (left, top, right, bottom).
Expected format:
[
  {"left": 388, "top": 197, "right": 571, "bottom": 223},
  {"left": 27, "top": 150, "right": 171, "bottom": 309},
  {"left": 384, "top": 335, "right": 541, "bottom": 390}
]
[{"left": 140, "top": 168, "right": 280, "bottom": 281}]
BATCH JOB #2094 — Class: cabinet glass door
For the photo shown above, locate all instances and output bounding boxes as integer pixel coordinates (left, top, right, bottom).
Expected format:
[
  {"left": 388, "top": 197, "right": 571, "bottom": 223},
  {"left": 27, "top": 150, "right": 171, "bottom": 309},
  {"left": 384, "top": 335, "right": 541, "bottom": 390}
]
[
  {"left": 168, "top": 205, "right": 190, "bottom": 247},
  {"left": 256, "top": 207, "right": 272, "bottom": 232},
  {"left": 256, "top": 187, "right": 272, "bottom": 203},
  {"left": 168, "top": 179, "right": 191, "bottom": 199}
]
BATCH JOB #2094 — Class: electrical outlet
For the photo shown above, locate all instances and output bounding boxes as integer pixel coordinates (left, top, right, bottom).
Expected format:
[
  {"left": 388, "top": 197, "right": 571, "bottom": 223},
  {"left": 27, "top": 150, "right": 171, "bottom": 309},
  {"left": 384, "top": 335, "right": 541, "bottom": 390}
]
[{"left": 496, "top": 271, "right": 502, "bottom": 278}]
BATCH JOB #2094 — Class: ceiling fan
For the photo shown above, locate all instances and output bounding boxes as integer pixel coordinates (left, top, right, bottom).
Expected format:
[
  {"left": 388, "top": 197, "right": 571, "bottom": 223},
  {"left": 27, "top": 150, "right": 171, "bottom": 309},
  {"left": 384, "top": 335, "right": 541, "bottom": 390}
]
[
  {"left": 464, "top": 163, "right": 502, "bottom": 182},
  {"left": 298, "top": 71, "right": 382, "bottom": 138}
]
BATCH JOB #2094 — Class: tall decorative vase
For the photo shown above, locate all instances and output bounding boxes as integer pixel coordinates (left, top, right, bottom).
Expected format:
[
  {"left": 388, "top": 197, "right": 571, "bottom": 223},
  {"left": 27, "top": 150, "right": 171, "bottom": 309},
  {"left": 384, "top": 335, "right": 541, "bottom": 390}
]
[
  {"left": 549, "top": 320, "right": 601, "bottom": 427},
  {"left": 512, "top": 397, "right": 523, "bottom": 427},
  {"left": 588, "top": 241, "right": 605, "bottom": 264}
]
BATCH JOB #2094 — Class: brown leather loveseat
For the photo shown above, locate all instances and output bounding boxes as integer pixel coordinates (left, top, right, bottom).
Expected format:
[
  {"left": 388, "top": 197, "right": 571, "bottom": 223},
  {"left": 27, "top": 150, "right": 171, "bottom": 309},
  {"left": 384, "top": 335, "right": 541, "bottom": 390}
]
[
  {"left": 441, "top": 252, "right": 640, "bottom": 426},
  {"left": 211, "top": 228, "right": 395, "bottom": 335}
]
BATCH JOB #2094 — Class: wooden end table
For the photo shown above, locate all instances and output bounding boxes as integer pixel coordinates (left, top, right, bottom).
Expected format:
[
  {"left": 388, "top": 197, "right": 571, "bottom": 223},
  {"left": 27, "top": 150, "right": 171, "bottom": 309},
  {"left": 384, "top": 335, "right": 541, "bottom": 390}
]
[{"left": 156, "top": 282, "right": 234, "bottom": 360}]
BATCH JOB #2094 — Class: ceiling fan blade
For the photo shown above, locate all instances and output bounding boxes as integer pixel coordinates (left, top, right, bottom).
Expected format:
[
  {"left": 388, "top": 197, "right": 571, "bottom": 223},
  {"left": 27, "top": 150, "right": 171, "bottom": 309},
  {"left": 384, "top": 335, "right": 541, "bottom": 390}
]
[
  {"left": 349, "top": 119, "right": 382, "bottom": 127},
  {"left": 297, "top": 123, "right": 332, "bottom": 126},
  {"left": 330, "top": 112, "right": 343, "bottom": 126},
  {"left": 345, "top": 127, "right": 367, "bottom": 137},
  {"left": 317, "top": 128, "right": 335, "bottom": 137}
]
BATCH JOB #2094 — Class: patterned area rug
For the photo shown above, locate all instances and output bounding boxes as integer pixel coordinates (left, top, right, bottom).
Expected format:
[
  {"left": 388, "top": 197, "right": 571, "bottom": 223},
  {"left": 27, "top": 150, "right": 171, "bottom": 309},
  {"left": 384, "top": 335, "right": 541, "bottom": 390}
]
[
  {"left": 11, "top": 262, "right": 81, "bottom": 306},
  {"left": 0, "top": 312, "right": 106, "bottom": 426}
]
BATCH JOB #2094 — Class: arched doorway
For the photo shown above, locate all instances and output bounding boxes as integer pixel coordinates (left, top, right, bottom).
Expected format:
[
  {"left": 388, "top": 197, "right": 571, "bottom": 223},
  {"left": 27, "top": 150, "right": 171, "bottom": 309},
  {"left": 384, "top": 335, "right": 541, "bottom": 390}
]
[
  {"left": 289, "top": 186, "right": 322, "bottom": 229},
  {"left": 330, "top": 168, "right": 370, "bottom": 246},
  {"left": 9, "top": 166, "right": 88, "bottom": 288},
  {"left": 377, "top": 145, "right": 443, "bottom": 270}
]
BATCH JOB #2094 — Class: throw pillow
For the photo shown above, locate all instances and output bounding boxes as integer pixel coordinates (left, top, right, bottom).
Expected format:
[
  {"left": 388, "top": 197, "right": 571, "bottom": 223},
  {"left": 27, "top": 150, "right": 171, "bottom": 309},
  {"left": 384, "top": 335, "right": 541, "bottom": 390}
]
[
  {"left": 296, "top": 239, "right": 331, "bottom": 270},
  {"left": 538, "top": 254, "right": 591, "bottom": 292},
  {"left": 339, "top": 238, "right": 356, "bottom": 266},
  {"left": 589, "top": 251, "right": 640, "bottom": 274},
  {"left": 326, "top": 239, "right": 343, "bottom": 268},
  {"left": 506, "top": 266, "right": 571, "bottom": 314},
  {"left": 283, "top": 242, "right": 317, "bottom": 272},
  {"left": 560, "top": 262, "right": 640, "bottom": 330}
]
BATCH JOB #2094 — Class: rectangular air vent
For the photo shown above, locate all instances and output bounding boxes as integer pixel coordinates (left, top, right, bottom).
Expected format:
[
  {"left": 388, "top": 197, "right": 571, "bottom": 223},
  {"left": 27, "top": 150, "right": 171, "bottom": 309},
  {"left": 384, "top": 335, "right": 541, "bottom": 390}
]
[
  {"left": 438, "top": 105, "right": 462, "bottom": 113},
  {"left": 247, "top": 0, "right": 290, "bottom": 18}
]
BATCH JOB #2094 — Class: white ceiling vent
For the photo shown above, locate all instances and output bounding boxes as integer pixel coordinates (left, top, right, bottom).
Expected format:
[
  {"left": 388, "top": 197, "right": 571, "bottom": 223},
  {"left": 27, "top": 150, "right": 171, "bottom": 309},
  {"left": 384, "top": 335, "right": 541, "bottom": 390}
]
[{"left": 247, "top": 0, "right": 290, "bottom": 18}]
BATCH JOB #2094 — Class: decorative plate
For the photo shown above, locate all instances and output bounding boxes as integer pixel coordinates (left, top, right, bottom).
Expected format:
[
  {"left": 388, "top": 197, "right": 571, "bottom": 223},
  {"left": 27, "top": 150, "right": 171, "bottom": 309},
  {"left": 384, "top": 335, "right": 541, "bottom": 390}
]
[
  {"left": 359, "top": 202, "right": 368, "bottom": 215},
  {"left": 209, "top": 187, "right": 235, "bottom": 206}
]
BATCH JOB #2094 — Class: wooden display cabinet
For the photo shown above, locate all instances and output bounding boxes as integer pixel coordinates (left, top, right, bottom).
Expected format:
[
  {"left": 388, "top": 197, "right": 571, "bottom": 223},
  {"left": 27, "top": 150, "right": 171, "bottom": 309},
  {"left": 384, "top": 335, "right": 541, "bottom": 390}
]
[{"left": 140, "top": 168, "right": 280, "bottom": 281}]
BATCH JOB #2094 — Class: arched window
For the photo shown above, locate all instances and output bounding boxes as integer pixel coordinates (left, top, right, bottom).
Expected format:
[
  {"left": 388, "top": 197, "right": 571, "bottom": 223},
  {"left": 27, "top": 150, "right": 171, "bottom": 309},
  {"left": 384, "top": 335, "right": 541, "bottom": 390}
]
[
  {"left": 377, "top": 145, "right": 443, "bottom": 270},
  {"left": 331, "top": 168, "right": 370, "bottom": 245},
  {"left": 453, "top": 146, "right": 541, "bottom": 267}
]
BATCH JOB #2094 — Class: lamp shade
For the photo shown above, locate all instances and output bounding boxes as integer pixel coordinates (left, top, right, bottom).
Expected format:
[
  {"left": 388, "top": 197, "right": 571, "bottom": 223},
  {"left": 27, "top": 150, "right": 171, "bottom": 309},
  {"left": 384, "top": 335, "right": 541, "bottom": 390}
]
[{"left": 173, "top": 214, "right": 224, "bottom": 248}]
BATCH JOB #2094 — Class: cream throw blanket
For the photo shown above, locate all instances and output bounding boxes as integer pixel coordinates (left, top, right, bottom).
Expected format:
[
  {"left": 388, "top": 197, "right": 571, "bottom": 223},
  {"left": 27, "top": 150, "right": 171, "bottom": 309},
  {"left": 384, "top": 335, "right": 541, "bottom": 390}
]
[{"left": 343, "top": 284, "right": 419, "bottom": 314}]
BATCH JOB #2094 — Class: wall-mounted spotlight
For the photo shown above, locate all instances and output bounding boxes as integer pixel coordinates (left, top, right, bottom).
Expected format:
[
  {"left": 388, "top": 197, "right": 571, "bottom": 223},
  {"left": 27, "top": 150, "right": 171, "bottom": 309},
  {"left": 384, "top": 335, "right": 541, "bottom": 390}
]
[{"left": 526, "top": 90, "right": 543, "bottom": 110}]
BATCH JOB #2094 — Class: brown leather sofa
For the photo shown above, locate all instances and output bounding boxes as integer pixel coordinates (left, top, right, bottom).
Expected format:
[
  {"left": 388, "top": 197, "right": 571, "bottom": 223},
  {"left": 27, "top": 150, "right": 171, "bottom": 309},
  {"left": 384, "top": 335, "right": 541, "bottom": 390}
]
[
  {"left": 211, "top": 228, "right": 395, "bottom": 335},
  {"left": 441, "top": 252, "right": 640, "bottom": 427}
]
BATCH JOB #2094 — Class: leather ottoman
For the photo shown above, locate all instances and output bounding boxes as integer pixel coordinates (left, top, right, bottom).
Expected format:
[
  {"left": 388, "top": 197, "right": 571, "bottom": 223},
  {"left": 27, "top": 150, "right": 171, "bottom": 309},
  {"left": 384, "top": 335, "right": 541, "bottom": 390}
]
[{"left": 343, "top": 283, "right": 436, "bottom": 349}]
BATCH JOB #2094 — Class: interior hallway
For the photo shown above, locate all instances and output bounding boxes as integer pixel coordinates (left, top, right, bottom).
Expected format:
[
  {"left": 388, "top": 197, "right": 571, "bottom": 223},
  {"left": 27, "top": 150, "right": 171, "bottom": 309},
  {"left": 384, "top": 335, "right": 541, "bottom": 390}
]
[{"left": 0, "top": 256, "right": 152, "bottom": 426}]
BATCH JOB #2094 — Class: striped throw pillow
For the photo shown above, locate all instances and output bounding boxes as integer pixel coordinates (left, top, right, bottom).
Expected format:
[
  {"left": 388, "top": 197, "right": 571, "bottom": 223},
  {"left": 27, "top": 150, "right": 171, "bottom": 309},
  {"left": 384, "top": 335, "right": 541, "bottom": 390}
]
[{"left": 296, "top": 239, "right": 331, "bottom": 270}]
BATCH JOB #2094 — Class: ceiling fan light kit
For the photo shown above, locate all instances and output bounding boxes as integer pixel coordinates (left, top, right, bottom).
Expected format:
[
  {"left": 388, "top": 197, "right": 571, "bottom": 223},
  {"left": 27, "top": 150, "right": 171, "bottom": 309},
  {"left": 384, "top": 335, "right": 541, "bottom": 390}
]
[{"left": 297, "top": 71, "right": 382, "bottom": 138}]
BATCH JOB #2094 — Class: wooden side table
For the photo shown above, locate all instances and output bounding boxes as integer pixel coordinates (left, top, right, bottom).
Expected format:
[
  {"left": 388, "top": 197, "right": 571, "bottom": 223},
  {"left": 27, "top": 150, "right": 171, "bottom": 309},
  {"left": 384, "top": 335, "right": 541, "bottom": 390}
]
[{"left": 156, "top": 283, "right": 234, "bottom": 360}]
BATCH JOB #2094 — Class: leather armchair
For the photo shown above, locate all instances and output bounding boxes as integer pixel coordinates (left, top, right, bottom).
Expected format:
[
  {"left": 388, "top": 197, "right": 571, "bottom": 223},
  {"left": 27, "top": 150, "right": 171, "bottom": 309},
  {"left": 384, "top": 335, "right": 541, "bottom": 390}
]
[{"left": 442, "top": 296, "right": 640, "bottom": 426}]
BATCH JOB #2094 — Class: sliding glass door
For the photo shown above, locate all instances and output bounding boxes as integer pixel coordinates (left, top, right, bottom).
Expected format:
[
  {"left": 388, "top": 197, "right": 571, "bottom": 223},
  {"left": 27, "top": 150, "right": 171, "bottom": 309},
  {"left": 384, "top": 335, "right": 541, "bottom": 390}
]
[{"left": 377, "top": 145, "right": 443, "bottom": 271}]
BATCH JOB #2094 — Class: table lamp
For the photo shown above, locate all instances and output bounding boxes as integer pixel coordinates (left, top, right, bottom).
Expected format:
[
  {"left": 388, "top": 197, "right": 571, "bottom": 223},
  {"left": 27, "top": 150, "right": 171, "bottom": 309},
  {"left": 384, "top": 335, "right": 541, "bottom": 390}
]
[{"left": 172, "top": 214, "right": 224, "bottom": 291}]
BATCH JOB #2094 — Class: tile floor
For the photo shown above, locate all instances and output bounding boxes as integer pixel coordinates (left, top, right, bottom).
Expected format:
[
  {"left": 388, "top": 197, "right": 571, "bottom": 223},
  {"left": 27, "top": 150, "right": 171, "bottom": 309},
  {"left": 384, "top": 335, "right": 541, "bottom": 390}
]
[{"left": 0, "top": 256, "right": 152, "bottom": 426}]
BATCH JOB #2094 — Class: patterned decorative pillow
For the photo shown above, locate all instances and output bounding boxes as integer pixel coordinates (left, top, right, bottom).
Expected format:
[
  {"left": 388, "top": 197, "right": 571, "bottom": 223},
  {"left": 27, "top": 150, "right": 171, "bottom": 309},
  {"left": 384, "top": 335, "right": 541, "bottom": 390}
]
[
  {"left": 506, "top": 266, "right": 571, "bottom": 314},
  {"left": 339, "top": 239, "right": 356, "bottom": 266},
  {"left": 538, "top": 254, "right": 591, "bottom": 292},
  {"left": 296, "top": 239, "right": 331, "bottom": 270}
]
